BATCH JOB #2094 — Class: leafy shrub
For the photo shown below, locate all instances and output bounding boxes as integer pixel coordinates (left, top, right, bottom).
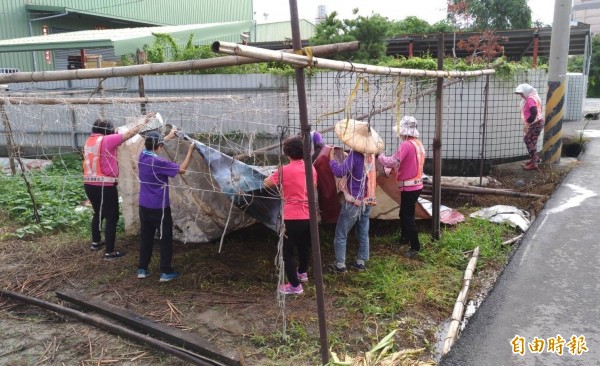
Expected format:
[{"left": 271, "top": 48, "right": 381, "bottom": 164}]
[{"left": 0, "top": 155, "right": 90, "bottom": 238}]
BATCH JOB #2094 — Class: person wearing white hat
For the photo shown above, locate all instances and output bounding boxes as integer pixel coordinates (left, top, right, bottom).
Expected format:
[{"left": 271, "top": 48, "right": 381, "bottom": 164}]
[
  {"left": 329, "top": 119, "right": 384, "bottom": 272},
  {"left": 514, "top": 83, "right": 544, "bottom": 170},
  {"left": 378, "top": 116, "right": 426, "bottom": 258}
]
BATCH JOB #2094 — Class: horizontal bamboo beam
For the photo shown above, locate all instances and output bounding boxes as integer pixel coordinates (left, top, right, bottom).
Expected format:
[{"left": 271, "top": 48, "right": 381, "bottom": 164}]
[
  {"left": 0, "top": 95, "right": 239, "bottom": 105},
  {"left": 213, "top": 42, "right": 496, "bottom": 78},
  {"left": 0, "top": 42, "right": 359, "bottom": 84}
]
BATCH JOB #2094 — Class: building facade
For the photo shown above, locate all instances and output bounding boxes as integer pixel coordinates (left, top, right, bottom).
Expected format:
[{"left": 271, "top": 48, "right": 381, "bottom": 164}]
[
  {"left": 0, "top": 0, "right": 253, "bottom": 71},
  {"left": 573, "top": 0, "right": 600, "bottom": 34}
]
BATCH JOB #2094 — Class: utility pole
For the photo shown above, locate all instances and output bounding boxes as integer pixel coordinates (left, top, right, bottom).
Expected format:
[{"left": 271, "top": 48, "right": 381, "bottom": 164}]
[{"left": 542, "top": 0, "right": 572, "bottom": 164}]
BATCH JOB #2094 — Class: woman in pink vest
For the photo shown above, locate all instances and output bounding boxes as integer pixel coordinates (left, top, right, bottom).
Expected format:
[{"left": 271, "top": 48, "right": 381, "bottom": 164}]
[
  {"left": 515, "top": 83, "right": 544, "bottom": 170},
  {"left": 378, "top": 116, "right": 426, "bottom": 259},
  {"left": 82, "top": 113, "right": 154, "bottom": 259}
]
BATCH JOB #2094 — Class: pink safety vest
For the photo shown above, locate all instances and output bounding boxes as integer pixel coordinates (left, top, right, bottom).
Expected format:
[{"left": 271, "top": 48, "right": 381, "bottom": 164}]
[
  {"left": 82, "top": 135, "right": 117, "bottom": 184},
  {"left": 398, "top": 139, "right": 425, "bottom": 188}
]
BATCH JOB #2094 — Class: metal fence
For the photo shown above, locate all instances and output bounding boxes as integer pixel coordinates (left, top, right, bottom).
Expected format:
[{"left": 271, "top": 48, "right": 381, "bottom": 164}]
[{"left": 0, "top": 69, "right": 582, "bottom": 175}]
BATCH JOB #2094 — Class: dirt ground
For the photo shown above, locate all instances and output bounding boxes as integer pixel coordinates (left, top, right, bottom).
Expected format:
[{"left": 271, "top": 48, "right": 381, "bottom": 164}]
[{"left": 0, "top": 162, "right": 573, "bottom": 366}]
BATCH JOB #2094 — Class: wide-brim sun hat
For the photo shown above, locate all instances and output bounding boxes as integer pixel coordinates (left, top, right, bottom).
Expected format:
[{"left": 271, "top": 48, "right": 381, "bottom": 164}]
[
  {"left": 334, "top": 119, "right": 384, "bottom": 154},
  {"left": 393, "top": 116, "right": 420, "bottom": 138}
]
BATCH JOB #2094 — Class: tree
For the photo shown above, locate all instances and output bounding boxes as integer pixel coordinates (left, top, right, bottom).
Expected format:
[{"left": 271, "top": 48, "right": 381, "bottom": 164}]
[
  {"left": 587, "top": 34, "right": 600, "bottom": 97},
  {"left": 309, "top": 10, "right": 389, "bottom": 62},
  {"left": 456, "top": 29, "right": 507, "bottom": 64},
  {"left": 447, "top": 0, "right": 532, "bottom": 30},
  {"left": 389, "top": 16, "right": 432, "bottom": 36}
]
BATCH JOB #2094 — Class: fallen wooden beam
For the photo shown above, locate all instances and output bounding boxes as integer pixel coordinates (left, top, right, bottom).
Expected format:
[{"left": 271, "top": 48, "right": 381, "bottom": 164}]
[
  {"left": 423, "top": 183, "right": 546, "bottom": 199},
  {"left": 0, "top": 290, "right": 215, "bottom": 366},
  {"left": 56, "top": 290, "right": 244, "bottom": 366}
]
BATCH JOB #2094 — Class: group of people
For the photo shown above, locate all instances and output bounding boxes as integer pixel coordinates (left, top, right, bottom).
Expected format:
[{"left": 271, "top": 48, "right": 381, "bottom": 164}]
[
  {"left": 268, "top": 82, "right": 544, "bottom": 295},
  {"left": 266, "top": 116, "right": 426, "bottom": 295},
  {"left": 81, "top": 83, "right": 542, "bottom": 290},
  {"left": 82, "top": 112, "right": 193, "bottom": 282}
]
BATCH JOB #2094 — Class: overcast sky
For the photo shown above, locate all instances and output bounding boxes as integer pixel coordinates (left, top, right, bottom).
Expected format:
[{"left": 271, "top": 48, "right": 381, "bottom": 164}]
[{"left": 252, "top": 0, "right": 555, "bottom": 26}]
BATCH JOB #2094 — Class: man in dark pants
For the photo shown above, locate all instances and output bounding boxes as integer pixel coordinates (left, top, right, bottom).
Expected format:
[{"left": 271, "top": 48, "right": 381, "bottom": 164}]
[
  {"left": 83, "top": 113, "right": 154, "bottom": 259},
  {"left": 137, "top": 130, "right": 195, "bottom": 282}
]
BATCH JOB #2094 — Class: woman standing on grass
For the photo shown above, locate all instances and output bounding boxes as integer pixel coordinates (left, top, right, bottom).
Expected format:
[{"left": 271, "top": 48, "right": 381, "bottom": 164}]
[
  {"left": 378, "top": 116, "right": 425, "bottom": 259},
  {"left": 264, "top": 136, "right": 317, "bottom": 295},
  {"left": 515, "top": 83, "right": 544, "bottom": 170}
]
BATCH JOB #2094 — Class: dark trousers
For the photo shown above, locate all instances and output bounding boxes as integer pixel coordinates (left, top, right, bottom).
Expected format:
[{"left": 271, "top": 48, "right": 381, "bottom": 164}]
[
  {"left": 400, "top": 189, "right": 422, "bottom": 252},
  {"left": 84, "top": 184, "right": 119, "bottom": 252},
  {"left": 138, "top": 206, "right": 174, "bottom": 274},
  {"left": 283, "top": 219, "right": 311, "bottom": 287}
]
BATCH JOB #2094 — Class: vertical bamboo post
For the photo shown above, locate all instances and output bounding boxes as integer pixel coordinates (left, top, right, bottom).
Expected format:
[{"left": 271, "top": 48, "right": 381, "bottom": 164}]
[
  {"left": 288, "top": 1, "right": 329, "bottom": 364},
  {"left": 0, "top": 103, "right": 40, "bottom": 222},
  {"left": 136, "top": 49, "right": 147, "bottom": 115},
  {"left": 0, "top": 102, "right": 16, "bottom": 175},
  {"left": 432, "top": 33, "right": 444, "bottom": 240},
  {"left": 478, "top": 75, "right": 490, "bottom": 185}
]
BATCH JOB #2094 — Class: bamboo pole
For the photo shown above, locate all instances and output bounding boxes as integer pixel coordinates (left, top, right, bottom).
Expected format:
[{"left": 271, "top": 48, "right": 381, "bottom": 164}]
[
  {"left": 7, "top": 88, "right": 128, "bottom": 96},
  {"left": 502, "top": 234, "right": 524, "bottom": 245},
  {"left": 442, "top": 246, "right": 480, "bottom": 355},
  {"left": 213, "top": 42, "right": 496, "bottom": 78},
  {"left": 422, "top": 183, "right": 547, "bottom": 199},
  {"left": 0, "top": 96, "right": 240, "bottom": 105},
  {"left": 0, "top": 42, "right": 359, "bottom": 84},
  {"left": 289, "top": 1, "right": 329, "bottom": 364}
]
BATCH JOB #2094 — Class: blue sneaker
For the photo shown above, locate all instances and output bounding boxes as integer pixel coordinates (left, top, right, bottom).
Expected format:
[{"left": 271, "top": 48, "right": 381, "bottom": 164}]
[
  {"left": 159, "top": 271, "right": 181, "bottom": 282},
  {"left": 137, "top": 269, "right": 150, "bottom": 279}
]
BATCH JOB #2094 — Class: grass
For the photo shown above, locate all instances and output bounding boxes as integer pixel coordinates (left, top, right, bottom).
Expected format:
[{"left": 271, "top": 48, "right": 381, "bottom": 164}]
[{"left": 0, "top": 156, "right": 526, "bottom": 365}]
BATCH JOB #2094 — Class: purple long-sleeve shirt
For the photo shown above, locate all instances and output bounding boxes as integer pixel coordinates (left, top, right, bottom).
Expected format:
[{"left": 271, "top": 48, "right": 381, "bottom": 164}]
[{"left": 329, "top": 150, "right": 366, "bottom": 199}]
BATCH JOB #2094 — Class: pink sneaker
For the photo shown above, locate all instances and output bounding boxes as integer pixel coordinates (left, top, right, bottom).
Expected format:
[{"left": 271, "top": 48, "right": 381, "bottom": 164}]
[
  {"left": 279, "top": 283, "right": 303, "bottom": 295},
  {"left": 297, "top": 272, "right": 308, "bottom": 283}
]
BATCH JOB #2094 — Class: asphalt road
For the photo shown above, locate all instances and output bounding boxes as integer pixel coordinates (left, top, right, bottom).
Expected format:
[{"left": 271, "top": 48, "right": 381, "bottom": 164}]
[{"left": 441, "top": 106, "right": 600, "bottom": 365}]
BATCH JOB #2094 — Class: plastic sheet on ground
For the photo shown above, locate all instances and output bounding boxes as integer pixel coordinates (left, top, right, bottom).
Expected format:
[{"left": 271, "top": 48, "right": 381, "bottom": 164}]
[
  {"left": 417, "top": 197, "right": 465, "bottom": 225},
  {"left": 469, "top": 205, "right": 531, "bottom": 232},
  {"left": 1, "top": 158, "right": 52, "bottom": 174}
]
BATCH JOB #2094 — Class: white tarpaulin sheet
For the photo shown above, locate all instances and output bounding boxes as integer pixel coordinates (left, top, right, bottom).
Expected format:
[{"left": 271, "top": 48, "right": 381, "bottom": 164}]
[{"left": 469, "top": 205, "right": 531, "bottom": 232}]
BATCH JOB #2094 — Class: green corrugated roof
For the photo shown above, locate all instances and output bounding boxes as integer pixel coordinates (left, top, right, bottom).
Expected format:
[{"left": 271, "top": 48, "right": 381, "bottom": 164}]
[
  {"left": 25, "top": 4, "right": 166, "bottom": 26},
  {"left": 0, "top": 21, "right": 254, "bottom": 55}
]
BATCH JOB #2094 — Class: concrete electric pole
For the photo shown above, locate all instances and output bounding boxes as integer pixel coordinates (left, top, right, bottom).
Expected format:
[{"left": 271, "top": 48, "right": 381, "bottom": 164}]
[{"left": 543, "top": 0, "right": 572, "bottom": 164}]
